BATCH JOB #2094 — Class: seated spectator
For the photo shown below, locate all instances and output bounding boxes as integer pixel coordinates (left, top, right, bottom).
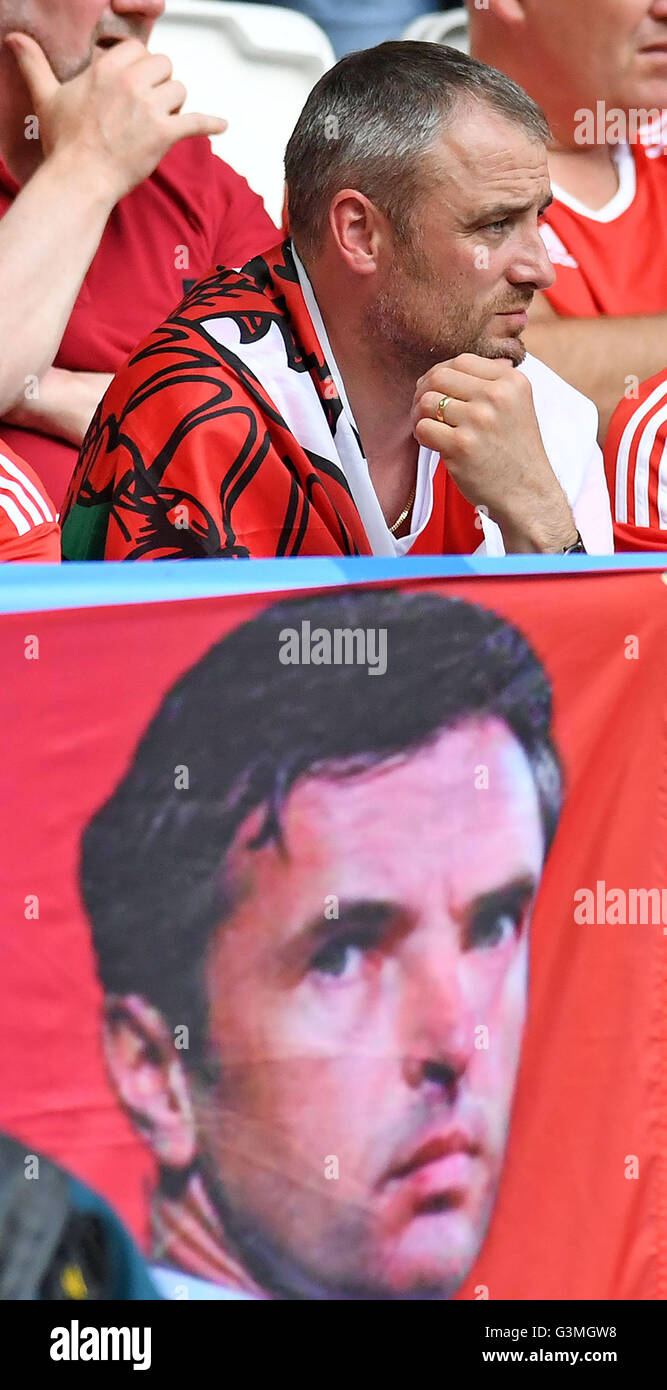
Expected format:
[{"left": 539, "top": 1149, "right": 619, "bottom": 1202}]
[
  {"left": 0, "top": 2, "right": 278, "bottom": 511},
  {"left": 61, "top": 43, "right": 613, "bottom": 561},
  {"left": 468, "top": 0, "right": 667, "bottom": 443},
  {"left": 0, "top": 436, "right": 59, "bottom": 560},
  {"left": 604, "top": 367, "right": 667, "bottom": 549}
]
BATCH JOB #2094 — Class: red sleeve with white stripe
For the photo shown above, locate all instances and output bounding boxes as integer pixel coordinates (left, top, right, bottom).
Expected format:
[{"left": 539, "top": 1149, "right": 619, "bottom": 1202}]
[
  {"left": 604, "top": 369, "right": 667, "bottom": 551},
  {"left": 0, "top": 438, "right": 60, "bottom": 562}
]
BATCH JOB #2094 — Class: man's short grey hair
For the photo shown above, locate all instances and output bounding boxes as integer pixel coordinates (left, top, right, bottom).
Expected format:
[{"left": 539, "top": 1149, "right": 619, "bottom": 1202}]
[{"left": 284, "top": 40, "right": 550, "bottom": 262}]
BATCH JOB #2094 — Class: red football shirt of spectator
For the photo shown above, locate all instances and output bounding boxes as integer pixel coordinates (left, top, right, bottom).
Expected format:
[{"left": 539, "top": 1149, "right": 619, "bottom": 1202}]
[
  {"left": 0, "top": 436, "right": 60, "bottom": 561},
  {"left": 0, "top": 138, "right": 278, "bottom": 510},
  {"left": 540, "top": 142, "right": 667, "bottom": 317},
  {"left": 604, "top": 368, "right": 667, "bottom": 551}
]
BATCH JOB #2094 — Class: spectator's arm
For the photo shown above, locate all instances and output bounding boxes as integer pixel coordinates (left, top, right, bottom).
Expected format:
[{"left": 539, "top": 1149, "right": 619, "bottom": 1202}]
[
  {"left": 0, "top": 440, "right": 60, "bottom": 560},
  {"left": 524, "top": 291, "right": 667, "bottom": 443},
  {"left": 0, "top": 155, "right": 116, "bottom": 415},
  {"left": 0, "top": 515, "right": 60, "bottom": 561},
  {"left": 0, "top": 32, "right": 227, "bottom": 416},
  {"left": 4, "top": 367, "right": 113, "bottom": 446}
]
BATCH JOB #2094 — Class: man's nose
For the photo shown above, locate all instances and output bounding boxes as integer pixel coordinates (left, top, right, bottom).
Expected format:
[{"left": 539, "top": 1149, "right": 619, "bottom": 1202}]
[
  {"left": 110, "top": 0, "right": 166, "bottom": 18},
  {"left": 506, "top": 230, "right": 556, "bottom": 293},
  {"left": 399, "top": 948, "right": 476, "bottom": 1094}
]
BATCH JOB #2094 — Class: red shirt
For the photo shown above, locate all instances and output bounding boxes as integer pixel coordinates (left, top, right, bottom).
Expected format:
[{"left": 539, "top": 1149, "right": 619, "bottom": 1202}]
[
  {"left": 0, "top": 139, "right": 278, "bottom": 509},
  {"left": 604, "top": 367, "right": 667, "bottom": 549},
  {"left": 541, "top": 142, "right": 667, "bottom": 316},
  {"left": 0, "top": 436, "right": 60, "bottom": 561}
]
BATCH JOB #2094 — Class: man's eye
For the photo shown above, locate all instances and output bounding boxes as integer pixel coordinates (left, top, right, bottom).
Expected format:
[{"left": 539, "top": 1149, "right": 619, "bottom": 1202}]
[
  {"left": 310, "top": 937, "right": 366, "bottom": 979},
  {"left": 466, "top": 908, "right": 522, "bottom": 951},
  {"left": 485, "top": 219, "right": 509, "bottom": 234}
]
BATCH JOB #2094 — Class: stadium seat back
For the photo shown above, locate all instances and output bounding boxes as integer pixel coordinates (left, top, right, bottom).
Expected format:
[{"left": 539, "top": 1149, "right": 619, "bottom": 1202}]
[{"left": 153, "top": 0, "right": 336, "bottom": 224}]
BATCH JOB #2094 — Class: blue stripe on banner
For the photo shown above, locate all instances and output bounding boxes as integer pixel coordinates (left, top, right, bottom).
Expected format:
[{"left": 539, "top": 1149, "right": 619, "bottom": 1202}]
[{"left": 1, "top": 554, "right": 667, "bottom": 615}]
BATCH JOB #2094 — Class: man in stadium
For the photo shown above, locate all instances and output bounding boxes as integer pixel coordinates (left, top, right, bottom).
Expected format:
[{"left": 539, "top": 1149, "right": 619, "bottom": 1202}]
[
  {"left": 61, "top": 43, "right": 613, "bottom": 560},
  {"left": 0, "top": 1, "right": 277, "bottom": 510},
  {"left": 81, "top": 588, "right": 563, "bottom": 1300},
  {"left": 469, "top": 0, "right": 667, "bottom": 442}
]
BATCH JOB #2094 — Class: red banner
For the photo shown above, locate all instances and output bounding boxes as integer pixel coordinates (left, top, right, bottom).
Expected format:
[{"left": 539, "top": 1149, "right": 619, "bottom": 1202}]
[{"left": 1, "top": 570, "right": 665, "bottom": 1300}]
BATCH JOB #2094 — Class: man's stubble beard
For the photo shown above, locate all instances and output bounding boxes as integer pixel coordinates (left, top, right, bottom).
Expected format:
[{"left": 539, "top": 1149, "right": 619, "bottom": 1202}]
[
  {"left": 58, "top": 21, "right": 153, "bottom": 81},
  {"left": 362, "top": 238, "right": 527, "bottom": 383},
  {"left": 0, "top": 14, "right": 151, "bottom": 83}
]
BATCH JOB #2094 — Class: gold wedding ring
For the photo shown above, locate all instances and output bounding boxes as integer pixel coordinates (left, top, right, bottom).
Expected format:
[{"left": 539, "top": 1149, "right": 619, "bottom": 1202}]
[{"left": 436, "top": 395, "right": 452, "bottom": 424}]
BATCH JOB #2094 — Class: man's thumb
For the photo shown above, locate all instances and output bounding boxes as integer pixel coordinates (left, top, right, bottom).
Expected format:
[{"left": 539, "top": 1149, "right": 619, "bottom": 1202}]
[{"left": 4, "top": 32, "right": 60, "bottom": 103}]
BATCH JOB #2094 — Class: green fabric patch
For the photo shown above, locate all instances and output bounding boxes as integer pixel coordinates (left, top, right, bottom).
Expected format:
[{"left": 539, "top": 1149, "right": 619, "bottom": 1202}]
[{"left": 61, "top": 502, "right": 110, "bottom": 561}]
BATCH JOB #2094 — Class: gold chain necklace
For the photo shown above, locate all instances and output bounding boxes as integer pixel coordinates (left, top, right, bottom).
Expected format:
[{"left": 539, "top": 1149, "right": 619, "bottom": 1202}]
[{"left": 388, "top": 483, "right": 417, "bottom": 535}]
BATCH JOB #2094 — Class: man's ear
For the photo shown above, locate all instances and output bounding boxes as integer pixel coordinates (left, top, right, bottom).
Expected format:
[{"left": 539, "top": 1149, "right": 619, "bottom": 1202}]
[
  {"left": 328, "top": 189, "right": 387, "bottom": 276},
  {"left": 469, "top": 0, "right": 526, "bottom": 26},
  {"left": 102, "top": 994, "right": 197, "bottom": 1169}
]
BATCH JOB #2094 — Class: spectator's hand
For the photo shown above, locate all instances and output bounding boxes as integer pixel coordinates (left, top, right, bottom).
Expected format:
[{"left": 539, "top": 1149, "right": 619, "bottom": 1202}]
[
  {"left": 3, "top": 367, "right": 113, "bottom": 446},
  {"left": 411, "top": 354, "right": 577, "bottom": 553},
  {"left": 4, "top": 32, "right": 227, "bottom": 204}
]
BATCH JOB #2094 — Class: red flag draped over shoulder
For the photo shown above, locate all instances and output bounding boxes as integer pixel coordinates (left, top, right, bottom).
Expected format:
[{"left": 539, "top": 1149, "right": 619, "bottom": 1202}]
[{"left": 60, "top": 241, "right": 479, "bottom": 561}]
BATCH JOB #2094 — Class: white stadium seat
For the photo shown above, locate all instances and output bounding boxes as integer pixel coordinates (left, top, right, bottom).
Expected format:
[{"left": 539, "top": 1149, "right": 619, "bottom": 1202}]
[
  {"left": 152, "top": 0, "right": 336, "bottom": 224},
  {"left": 402, "top": 8, "right": 470, "bottom": 51}
]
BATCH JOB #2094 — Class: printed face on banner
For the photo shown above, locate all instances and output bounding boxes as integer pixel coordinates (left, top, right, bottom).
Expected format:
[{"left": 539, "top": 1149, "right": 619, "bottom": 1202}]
[{"left": 84, "top": 590, "right": 558, "bottom": 1299}]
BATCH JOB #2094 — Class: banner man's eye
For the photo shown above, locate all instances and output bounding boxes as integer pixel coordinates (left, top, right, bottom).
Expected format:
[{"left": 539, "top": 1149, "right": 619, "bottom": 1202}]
[
  {"left": 465, "top": 888, "right": 532, "bottom": 952},
  {"left": 467, "top": 909, "right": 519, "bottom": 951},
  {"left": 310, "top": 928, "right": 380, "bottom": 980}
]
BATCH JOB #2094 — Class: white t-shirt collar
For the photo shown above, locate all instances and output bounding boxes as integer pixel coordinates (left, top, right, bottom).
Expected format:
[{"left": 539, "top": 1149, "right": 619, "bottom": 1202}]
[
  {"left": 291, "top": 246, "right": 441, "bottom": 557},
  {"left": 550, "top": 142, "right": 636, "bottom": 223}
]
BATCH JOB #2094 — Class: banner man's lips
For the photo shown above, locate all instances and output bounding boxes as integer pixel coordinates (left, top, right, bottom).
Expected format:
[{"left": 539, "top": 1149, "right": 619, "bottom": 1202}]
[{"left": 381, "top": 1123, "right": 483, "bottom": 1190}]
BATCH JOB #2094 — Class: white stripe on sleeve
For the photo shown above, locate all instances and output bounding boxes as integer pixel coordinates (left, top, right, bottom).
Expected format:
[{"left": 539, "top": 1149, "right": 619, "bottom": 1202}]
[
  {"left": 615, "top": 377, "right": 667, "bottom": 523},
  {"left": 0, "top": 451, "right": 53, "bottom": 523},
  {"left": 0, "top": 491, "right": 30, "bottom": 536}
]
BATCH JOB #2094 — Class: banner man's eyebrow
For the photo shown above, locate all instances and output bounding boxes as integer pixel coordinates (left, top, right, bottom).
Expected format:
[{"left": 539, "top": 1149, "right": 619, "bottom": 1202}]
[
  {"left": 461, "top": 876, "right": 539, "bottom": 942},
  {"left": 280, "top": 899, "right": 402, "bottom": 972}
]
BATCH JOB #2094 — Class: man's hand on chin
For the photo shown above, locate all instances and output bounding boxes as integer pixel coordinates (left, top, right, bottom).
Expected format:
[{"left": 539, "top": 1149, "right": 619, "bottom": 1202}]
[{"left": 411, "top": 353, "right": 579, "bottom": 554}]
